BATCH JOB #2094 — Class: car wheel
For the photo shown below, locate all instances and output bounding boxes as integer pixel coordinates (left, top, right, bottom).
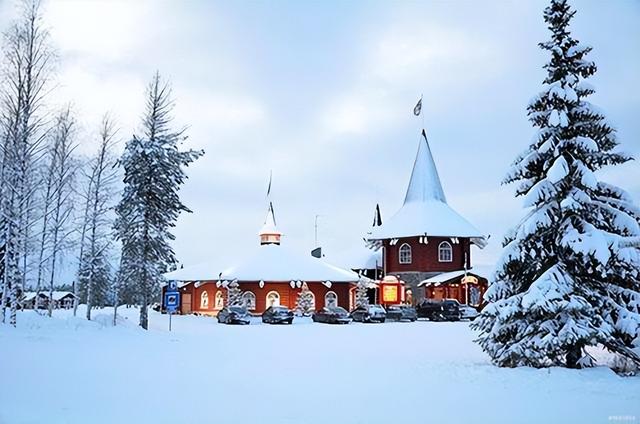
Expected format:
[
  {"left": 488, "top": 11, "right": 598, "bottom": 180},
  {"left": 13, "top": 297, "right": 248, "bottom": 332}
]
[{"left": 381, "top": 318, "right": 385, "bottom": 323}]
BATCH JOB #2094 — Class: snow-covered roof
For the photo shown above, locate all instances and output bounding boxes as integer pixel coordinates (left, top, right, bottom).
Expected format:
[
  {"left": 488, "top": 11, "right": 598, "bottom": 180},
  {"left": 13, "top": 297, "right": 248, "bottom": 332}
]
[
  {"left": 220, "top": 244, "right": 359, "bottom": 283},
  {"left": 22, "top": 291, "right": 77, "bottom": 301},
  {"left": 164, "top": 244, "right": 360, "bottom": 283},
  {"left": 163, "top": 263, "right": 223, "bottom": 284},
  {"left": 328, "top": 243, "right": 382, "bottom": 270},
  {"left": 366, "top": 131, "right": 486, "bottom": 246},
  {"left": 418, "top": 265, "right": 494, "bottom": 286}
]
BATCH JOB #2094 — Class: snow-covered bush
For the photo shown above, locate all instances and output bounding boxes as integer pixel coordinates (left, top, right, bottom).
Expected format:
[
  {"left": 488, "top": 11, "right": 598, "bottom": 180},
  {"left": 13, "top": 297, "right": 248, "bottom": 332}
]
[{"left": 296, "top": 282, "right": 314, "bottom": 316}]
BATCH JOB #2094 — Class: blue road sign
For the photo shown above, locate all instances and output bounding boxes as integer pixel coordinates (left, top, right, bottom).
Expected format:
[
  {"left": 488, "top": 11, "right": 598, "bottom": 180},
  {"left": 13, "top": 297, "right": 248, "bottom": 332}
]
[
  {"left": 164, "top": 291, "right": 180, "bottom": 314},
  {"left": 167, "top": 280, "right": 178, "bottom": 292}
]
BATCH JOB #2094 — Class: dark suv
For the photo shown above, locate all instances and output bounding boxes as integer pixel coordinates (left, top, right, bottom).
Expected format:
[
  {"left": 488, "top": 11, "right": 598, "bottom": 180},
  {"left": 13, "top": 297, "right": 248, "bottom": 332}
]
[{"left": 416, "top": 299, "right": 461, "bottom": 321}]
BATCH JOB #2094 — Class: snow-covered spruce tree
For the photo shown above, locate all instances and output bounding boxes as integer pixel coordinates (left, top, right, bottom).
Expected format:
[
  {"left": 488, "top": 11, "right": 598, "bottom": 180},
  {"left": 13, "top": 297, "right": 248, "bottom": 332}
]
[
  {"left": 473, "top": 0, "right": 640, "bottom": 369},
  {"left": 296, "top": 282, "right": 315, "bottom": 316},
  {"left": 355, "top": 278, "right": 370, "bottom": 308},
  {"left": 77, "top": 116, "right": 118, "bottom": 320},
  {"left": 115, "top": 73, "right": 203, "bottom": 330},
  {"left": 226, "top": 280, "right": 242, "bottom": 307}
]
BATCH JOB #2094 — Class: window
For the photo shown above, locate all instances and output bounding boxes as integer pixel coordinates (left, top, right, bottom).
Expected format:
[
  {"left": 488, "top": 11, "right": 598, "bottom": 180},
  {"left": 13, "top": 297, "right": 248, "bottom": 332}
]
[
  {"left": 200, "top": 291, "right": 209, "bottom": 309},
  {"left": 399, "top": 243, "right": 412, "bottom": 264},
  {"left": 214, "top": 291, "right": 224, "bottom": 309},
  {"left": 438, "top": 241, "right": 453, "bottom": 262},
  {"left": 266, "top": 291, "right": 280, "bottom": 307},
  {"left": 242, "top": 291, "right": 256, "bottom": 310},
  {"left": 325, "top": 291, "right": 338, "bottom": 308}
]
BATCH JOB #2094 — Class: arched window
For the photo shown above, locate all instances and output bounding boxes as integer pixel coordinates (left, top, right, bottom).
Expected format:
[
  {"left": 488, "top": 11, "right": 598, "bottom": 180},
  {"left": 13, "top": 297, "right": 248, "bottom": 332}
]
[
  {"left": 325, "top": 291, "right": 338, "bottom": 308},
  {"left": 266, "top": 291, "right": 280, "bottom": 307},
  {"left": 214, "top": 291, "right": 224, "bottom": 309},
  {"left": 242, "top": 291, "right": 256, "bottom": 310},
  {"left": 438, "top": 241, "right": 453, "bottom": 262},
  {"left": 200, "top": 291, "right": 209, "bottom": 309},
  {"left": 399, "top": 243, "right": 412, "bottom": 264}
]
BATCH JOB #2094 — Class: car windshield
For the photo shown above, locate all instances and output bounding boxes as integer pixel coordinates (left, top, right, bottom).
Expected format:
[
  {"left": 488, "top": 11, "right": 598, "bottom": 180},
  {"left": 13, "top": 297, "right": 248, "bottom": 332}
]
[
  {"left": 369, "top": 305, "right": 385, "bottom": 312},
  {"left": 328, "top": 307, "right": 347, "bottom": 314},
  {"left": 230, "top": 307, "right": 245, "bottom": 313},
  {"left": 272, "top": 307, "right": 289, "bottom": 313},
  {"left": 387, "top": 306, "right": 400, "bottom": 311}
]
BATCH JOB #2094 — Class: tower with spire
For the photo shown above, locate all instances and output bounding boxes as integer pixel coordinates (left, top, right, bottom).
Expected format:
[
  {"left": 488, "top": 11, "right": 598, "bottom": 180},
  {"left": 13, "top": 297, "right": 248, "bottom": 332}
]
[
  {"left": 366, "top": 129, "right": 486, "bottom": 303},
  {"left": 259, "top": 202, "right": 282, "bottom": 245}
]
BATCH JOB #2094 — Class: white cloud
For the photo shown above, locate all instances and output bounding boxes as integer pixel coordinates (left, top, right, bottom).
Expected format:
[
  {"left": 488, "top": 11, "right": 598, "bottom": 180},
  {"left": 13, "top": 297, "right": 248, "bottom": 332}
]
[{"left": 44, "top": 0, "right": 150, "bottom": 62}]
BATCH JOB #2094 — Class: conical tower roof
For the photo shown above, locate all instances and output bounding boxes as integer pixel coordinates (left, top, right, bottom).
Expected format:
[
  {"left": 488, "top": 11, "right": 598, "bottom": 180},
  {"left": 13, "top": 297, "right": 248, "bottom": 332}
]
[
  {"left": 367, "top": 130, "right": 485, "bottom": 246},
  {"left": 404, "top": 129, "right": 447, "bottom": 204}
]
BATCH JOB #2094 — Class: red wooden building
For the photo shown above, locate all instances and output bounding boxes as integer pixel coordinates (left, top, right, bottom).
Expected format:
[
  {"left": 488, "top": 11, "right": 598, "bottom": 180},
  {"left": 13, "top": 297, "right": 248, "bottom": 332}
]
[
  {"left": 163, "top": 202, "right": 360, "bottom": 315},
  {"left": 365, "top": 129, "right": 489, "bottom": 306}
]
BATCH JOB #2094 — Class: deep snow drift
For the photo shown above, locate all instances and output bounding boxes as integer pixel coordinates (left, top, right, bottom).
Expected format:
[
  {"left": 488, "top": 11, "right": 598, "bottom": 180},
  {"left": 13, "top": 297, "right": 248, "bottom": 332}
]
[{"left": 1, "top": 307, "right": 638, "bottom": 424}]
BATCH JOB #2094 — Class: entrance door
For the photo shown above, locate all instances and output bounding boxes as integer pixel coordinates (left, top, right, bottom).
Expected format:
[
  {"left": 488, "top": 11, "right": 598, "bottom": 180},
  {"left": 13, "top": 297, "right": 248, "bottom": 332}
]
[{"left": 181, "top": 293, "right": 192, "bottom": 314}]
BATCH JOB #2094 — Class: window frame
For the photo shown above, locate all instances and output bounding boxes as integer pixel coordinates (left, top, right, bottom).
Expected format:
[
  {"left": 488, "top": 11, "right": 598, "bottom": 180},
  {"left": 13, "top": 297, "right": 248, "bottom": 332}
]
[
  {"left": 242, "top": 291, "right": 256, "bottom": 311},
  {"left": 438, "top": 241, "right": 453, "bottom": 263},
  {"left": 214, "top": 291, "right": 224, "bottom": 310},
  {"left": 200, "top": 291, "right": 209, "bottom": 309},
  {"left": 266, "top": 290, "right": 281, "bottom": 307},
  {"left": 324, "top": 291, "right": 338, "bottom": 308},
  {"left": 398, "top": 243, "right": 412, "bottom": 264}
]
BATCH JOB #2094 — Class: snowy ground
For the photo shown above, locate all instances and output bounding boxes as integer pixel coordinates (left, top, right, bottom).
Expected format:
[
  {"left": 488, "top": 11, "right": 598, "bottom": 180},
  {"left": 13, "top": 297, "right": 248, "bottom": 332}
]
[{"left": 1, "top": 307, "right": 639, "bottom": 424}]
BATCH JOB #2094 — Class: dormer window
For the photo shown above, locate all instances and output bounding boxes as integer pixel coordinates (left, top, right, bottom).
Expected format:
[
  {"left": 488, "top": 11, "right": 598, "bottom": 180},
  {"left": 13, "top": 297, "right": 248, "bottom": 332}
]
[
  {"left": 399, "top": 243, "right": 412, "bottom": 264},
  {"left": 438, "top": 241, "right": 453, "bottom": 262}
]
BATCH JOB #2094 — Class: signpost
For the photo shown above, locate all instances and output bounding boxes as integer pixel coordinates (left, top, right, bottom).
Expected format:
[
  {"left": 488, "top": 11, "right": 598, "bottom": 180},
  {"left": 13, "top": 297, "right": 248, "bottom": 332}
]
[
  {"left": 379, "top": 275, "right": 404, "bottom": 305},
  {"left": 164, "top": 281, "right": 180, "bottom": 331}
]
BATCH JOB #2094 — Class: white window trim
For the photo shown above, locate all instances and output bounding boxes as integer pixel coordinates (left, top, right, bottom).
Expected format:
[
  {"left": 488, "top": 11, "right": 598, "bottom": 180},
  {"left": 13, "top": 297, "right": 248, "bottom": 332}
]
[
  {"left": 266, "top": 290, "right": 281, "bottom": 307},
  {"left": 438, "top": 241, "right": 453, "bottom": 263},
  {"left": 399, "top": 243, "right": 412, "bottom": 264},
  {"left": 214, "top": 291, "right": 224, "bottom": 310},
  {"left": 200, "top": 291, "right": 209, "bottom": 309},
  {"left": 324, "top": 291, "right": 338, "bottom": 308},
  {"left": 242, "top": 291, "right": 256, "bottom": 311}
]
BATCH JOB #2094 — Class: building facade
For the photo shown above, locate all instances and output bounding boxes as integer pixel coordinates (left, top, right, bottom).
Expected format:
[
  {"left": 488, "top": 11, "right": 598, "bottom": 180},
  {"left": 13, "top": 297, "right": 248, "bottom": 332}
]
[
  {"left": 163, "top": 201, "right": 360, "bottom": 315},
  {"left": 366, "top": 129, "right": 487, "bottom": 305}
]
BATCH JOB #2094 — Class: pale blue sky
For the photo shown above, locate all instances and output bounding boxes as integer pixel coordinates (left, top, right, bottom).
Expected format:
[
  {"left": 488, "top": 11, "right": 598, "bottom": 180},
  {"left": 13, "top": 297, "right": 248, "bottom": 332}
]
[{"left": 1, "top": 0, "right": 638, "bottom": 277}]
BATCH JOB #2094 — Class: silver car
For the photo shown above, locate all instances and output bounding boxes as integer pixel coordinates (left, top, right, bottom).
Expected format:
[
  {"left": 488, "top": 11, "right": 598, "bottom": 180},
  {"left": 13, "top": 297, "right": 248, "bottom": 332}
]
[{"left": 459, "top": 304, "right": 479, "bottom": 320}]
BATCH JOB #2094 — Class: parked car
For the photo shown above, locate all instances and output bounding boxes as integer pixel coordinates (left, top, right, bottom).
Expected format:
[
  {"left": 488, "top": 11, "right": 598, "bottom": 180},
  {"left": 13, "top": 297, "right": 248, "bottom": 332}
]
[
  {"left": 262, "top": 306, "right": 294, "bottom": 324},
  {"left": 350, "top": 304, "right": 387, "bottom": 323},
  {"left": 217, "top": 306, "right": 251, "bottom": 325},
  {"left": 416, "top": 299, "right": 461, "bottom": 321},
  {"left": 385, "top": 304, "right": 417, "bottom": 322},
  {"left": 459, "top": 304, "right": 479, "bottom": 321},
  {"left": 312, "top": 307, "right": 351, "bottom": 324}
]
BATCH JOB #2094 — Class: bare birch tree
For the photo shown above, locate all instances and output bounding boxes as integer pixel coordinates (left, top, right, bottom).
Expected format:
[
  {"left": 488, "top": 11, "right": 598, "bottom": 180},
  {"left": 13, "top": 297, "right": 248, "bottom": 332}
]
[
  {"left": 45, "top": 108, "right": 77, "bottom": 317},
  {"left": 0, "top": 0, "right": 54, "bottom": 325},
  {"left": 77, "top": 115, "right": 118, "bottom": 320}
]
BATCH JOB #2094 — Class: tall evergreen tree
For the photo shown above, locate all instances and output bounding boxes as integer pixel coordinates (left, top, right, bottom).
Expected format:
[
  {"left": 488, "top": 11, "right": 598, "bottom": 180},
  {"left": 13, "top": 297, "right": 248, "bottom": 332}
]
[
  {"left": 115, "top": 73, "right": 203, "bottom": 330},
  {"left": 473, "top": 0, "right": 640, "bottom": 368}
]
